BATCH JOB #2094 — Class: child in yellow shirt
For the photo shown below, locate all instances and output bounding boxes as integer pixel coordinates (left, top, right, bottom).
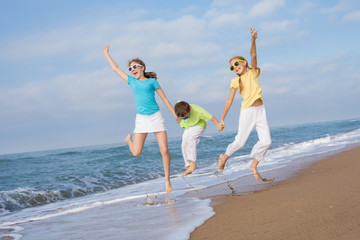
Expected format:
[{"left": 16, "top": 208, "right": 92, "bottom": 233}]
[{"left": 218, "top": 28, "right": 272, "bottom": 181}]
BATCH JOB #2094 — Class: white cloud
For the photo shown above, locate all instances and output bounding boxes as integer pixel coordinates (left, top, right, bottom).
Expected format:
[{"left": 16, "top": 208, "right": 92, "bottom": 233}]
[
  {"left": 260, "top": 52, "right": 360, "bottom": 99},
  {"left": 321, "top": 0, "right": 348, "bottom": 14},
  {"left": 205, "top": 0, "right": 287, "bottom": 29},
  {"left": 0, "top": 69, "right": 130, "bottom": 123},
  {"left": 342, "top": 10, "right": 360, "bottom": 21},
  {"left": 177, "top": 73, "right": 229, "bottom": 103},
  {"left": 321, "top": 0, "right": 358, "bottom": 19},
  {"left": 295, "top": 1, "right": 317, "bottom": 15},
  {"left": 207, "top": 11, "right": 245, "bottom": 30},
  {"left": 1, "top": 24, "right": 112, "bottom": 62},
  {"left": 319, "top": 63, "right": 336, "bottom": 73},
  {"left": 210, "top": 0, "right": 233, "bottom": 8},
  {"left": 248, "top": 0, "right": 286, "bottom": 18},
  {"left": 260, "top": 19, "right": 295, "bottom": 32},
  {"left": 107, "top": 15, "right": 222, "bottom": 68}
]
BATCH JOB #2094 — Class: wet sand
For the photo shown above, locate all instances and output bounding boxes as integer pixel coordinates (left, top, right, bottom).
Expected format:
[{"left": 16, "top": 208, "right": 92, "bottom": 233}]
[{"left": 190, "top": 147, "right": 360, "bottom": 240}]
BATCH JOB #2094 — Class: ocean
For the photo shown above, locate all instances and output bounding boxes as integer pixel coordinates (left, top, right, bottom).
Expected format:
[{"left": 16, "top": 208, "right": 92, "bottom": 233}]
[{"left": 1, "top": 118, "right": 360, "bottom": 240}]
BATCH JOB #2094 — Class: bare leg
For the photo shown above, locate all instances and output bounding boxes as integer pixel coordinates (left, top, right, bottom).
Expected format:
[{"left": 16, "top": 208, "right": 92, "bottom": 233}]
[
  {"left": 124, "top": 133, "right": 148, "bottom": 157},
  {"left": 218, "top": 154, "right": 229, "bottom": 170},
  {"left": 182, "top": 161, "right": 197, "bottom": 176},
  {"left": 249, "top": 159, "right": 262, "bottom": 181},
  {"left": 154, "top": 131, "right": 173, "bottom": 194}
]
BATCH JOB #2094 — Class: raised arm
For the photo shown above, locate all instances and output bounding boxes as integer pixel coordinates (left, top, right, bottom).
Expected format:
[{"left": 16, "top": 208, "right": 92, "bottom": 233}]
[
  {"left": 156, "top": 88, "right": 178, "bottom": 120},
  {"left": 103, "top": 45, "right": 128, "bottom": 82},
  {"left": 220, "top": 88, "right": 237, "bottom": 128},
  {"left": 250, "top": 28, "right": 258, "bottom": 69}
]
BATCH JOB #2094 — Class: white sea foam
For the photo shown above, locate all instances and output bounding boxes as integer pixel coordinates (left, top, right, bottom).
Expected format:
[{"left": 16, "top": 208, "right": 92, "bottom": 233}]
[{"left": 0, "top": 225, "right": 23, "bottom": 240}]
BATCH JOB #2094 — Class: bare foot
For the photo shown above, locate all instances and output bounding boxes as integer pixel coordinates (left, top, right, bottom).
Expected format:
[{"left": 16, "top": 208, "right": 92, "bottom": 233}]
[
  {"left": 165, "top": 180, "right": 173, "bottom": 194},
  {"left": 124, "top": 134, "right": 132, "bottom": 144},
  {"left": 218, "top": 154, "right": 228, "bottom": 170},
  {"left": 249, "top": 166, "right": 262, "bottom": 181},
  {"left": 182, "top": 166, "right": 197, "bottom": 176}
]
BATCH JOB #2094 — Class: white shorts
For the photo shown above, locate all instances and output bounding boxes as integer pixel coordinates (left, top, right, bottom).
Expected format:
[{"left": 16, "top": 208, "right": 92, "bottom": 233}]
[{"left": 134, "top": 111, "right": 166, "bottom": 133}]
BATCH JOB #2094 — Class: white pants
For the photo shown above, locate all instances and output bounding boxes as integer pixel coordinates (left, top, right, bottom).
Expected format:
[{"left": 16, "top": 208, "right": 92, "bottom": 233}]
[
  {"left": 225, "top": 105, "right": 271, "bottom": 161},
  {"left": 182, "top": 126, "right": 205, "bottom": 167}
]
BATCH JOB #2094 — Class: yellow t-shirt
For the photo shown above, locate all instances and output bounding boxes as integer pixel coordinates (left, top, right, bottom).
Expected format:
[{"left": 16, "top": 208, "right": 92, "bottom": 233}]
[{"left": 230, "top": 69, "right": 263, "bottom": 110}]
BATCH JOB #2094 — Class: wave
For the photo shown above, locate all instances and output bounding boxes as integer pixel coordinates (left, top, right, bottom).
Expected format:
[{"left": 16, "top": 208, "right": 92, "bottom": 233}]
[
  {"left": 0, "top": 188, "right": 85, "bottom": 212},
  {"left": 0, "top": 181, "right": 127, "bottom": 214},
  {"left": 50, "top": 151, "right": 82, "bottom": 156},
  {"left": 0, "top": 172, "right": 159, "bottom": 214}
]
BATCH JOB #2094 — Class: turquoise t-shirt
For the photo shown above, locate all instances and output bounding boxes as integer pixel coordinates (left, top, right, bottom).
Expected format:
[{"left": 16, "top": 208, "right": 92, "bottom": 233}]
[
  {"left": 128, "top": 76, "right": 161, "bottom": 115},
  {"left": 180, "top": 104, "right": 212, "bottom": 130}
]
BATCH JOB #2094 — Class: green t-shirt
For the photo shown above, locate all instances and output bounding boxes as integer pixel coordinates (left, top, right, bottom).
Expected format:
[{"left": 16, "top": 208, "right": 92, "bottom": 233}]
[{"left": 180, "top": 104, "right": 212, "bottom": 129}]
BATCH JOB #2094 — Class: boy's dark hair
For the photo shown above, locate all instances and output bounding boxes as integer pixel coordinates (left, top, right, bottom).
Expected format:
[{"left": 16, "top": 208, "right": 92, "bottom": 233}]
[{"left": 174, "top": 101, "right": 190, "bottom": 118}]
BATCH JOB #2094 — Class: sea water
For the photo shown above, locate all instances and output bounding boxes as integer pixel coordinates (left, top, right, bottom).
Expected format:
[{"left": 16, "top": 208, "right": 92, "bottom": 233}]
[{"left": 1, "top": 118, "right": 360, "bottom": 239}]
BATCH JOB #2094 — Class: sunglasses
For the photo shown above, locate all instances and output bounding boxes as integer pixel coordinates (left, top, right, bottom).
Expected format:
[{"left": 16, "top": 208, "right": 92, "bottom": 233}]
[
  {"left": 128, "top": 64, "right": 143, "bottom": 72},
  {"left": 229, "top": 60, "right": 244, "bottom": 71},
  {"left": 177, "top": 110, "right": 191, "bottom": 120}
]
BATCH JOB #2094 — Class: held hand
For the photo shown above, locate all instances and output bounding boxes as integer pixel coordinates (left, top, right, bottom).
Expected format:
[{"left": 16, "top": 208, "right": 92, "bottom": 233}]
[
  {"left": 250, "top": 28, "right": 258, "bottom": 39},
  {"left": 103, "top": 45, "right": 109, "bottom": 55},
  {"left": 217, "top": 122, "right": 225, "bottom": 132},
  {"left": 217, "top": 124, "right": 224, "bottom": 132},
  {"left": 219, "top": 120, "right": 225, "bottom": 129}
]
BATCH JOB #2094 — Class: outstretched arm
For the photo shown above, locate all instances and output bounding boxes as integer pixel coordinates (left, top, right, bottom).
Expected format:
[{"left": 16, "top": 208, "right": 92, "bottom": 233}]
[
  {"left": 103, "top": 45, "right": 128, "bottom": 82},
  {"left": 156, "top": 88, "right": 178, "bottom": 121},
  {"left": 220, "top": 88, "right": 236, "bottom": 128},
  {"left": 250, "top": 28, "right": 258, "bottom": 69}
]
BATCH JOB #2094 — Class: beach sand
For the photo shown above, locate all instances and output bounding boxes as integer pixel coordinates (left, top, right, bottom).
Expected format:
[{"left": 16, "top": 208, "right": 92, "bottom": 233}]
[{"left": 190, "top": 147, "right": 360, "bottom": 240}]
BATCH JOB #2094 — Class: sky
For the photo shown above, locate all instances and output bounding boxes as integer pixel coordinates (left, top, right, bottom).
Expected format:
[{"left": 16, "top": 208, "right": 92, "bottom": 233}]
[{"left": 0, "top": 0, "right": 359, "bottom": 154}]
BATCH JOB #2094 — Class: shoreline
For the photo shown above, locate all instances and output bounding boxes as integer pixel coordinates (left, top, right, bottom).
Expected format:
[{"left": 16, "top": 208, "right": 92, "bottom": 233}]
[{"left": 189, "top": 146, "right": 360, "bottom": 240}]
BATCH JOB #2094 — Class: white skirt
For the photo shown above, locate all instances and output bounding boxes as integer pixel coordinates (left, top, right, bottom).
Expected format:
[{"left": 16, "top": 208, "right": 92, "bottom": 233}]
[{"left": 134, "top": 111, "right": 166, "bottom": 133}]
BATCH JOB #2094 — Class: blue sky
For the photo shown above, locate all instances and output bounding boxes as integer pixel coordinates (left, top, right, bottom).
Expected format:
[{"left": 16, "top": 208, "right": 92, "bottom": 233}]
[{"left": 1, "top": 0, "right": 359, "bottom": 154}]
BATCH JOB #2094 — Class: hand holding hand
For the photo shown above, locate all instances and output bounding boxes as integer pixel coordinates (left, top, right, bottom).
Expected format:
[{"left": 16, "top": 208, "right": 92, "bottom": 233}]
[{"left": 217, "top": 121, "right": 225, "bottom": 132}]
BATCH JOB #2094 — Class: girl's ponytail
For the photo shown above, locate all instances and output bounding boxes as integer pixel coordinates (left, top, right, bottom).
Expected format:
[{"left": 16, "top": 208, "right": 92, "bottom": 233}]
[{"left": 144, "top": 71, "right": 157, "bottom": 79}]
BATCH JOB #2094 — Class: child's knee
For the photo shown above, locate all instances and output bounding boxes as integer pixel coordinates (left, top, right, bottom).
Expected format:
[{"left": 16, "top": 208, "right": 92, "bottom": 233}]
[
  {"left": 132, "top": 149, "right": 142, "bottom": 157},
  {"left": 263, "top": 138, "right": 272, "bottom": 148},
  {"left": 233, "top": 140, "right": 245, "bottom": 150},
  {"left": 159, "top": 147, "right": 170, "bottom": 156},
  {"left": 233, "top": 135, "right": 246, "bottom": 149}
]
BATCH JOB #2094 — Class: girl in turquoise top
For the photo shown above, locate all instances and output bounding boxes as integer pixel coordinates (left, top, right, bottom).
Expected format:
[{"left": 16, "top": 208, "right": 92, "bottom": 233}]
[{"left": 103, "top": 45, "right": 177, "bottom": 194}]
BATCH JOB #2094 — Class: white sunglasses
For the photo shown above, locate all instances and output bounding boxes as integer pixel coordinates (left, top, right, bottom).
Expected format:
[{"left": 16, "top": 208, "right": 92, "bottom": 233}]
[{"left": 128, "top": 64, "right": 143, "bottom": 71}]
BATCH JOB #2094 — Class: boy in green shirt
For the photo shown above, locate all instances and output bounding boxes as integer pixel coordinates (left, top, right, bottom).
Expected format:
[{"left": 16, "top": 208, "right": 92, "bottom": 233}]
[{"left": 174, "top": 101, "right": 223, "bottom": 176}]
